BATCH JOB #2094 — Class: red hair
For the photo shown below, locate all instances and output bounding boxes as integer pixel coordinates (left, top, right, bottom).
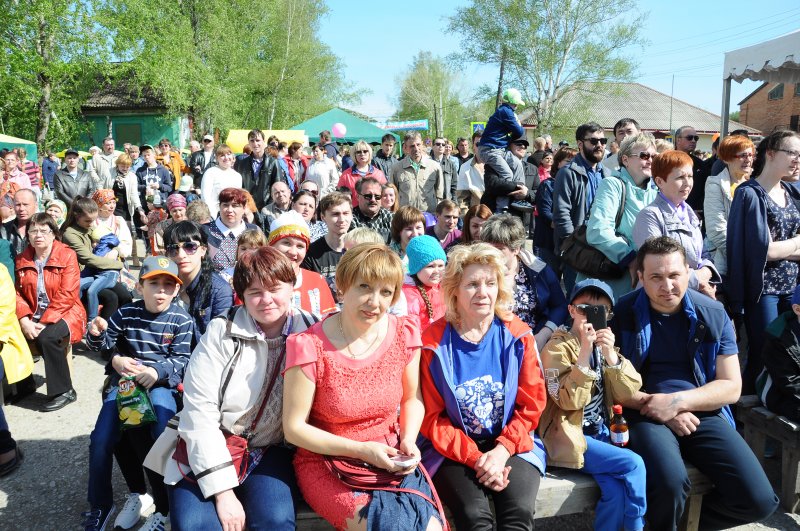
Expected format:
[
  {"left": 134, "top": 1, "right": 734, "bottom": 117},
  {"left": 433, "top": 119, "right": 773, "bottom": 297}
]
[
  {"left": 718, "top": 136, "right": 755, "bottom": 162},
  {"left": 652, "top": 150, "right": 694, "bottom": 182},
  {"left": 218, "top": 187, "right": 249, "bottom": 205}
]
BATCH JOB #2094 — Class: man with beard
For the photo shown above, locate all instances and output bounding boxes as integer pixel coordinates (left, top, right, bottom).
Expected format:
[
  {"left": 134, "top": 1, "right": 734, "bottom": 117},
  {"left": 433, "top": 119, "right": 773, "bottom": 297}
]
[{"left": 553, "top": 122, "right": 611, "bottom": 292}]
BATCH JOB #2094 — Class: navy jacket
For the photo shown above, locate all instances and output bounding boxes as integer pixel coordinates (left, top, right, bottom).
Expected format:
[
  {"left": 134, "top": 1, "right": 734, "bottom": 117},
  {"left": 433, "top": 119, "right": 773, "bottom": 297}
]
[
  {"left": 136, "top": 164, "right": 173, "bottom": 207},
  {"left": 726, "top": 179, "right": 800, "bottom": 313},
  {"left": 613, "top": 287, "right": 736, "bottom": 426},
  {"left": 478, "top": 103, "right": 524, "bottom": 149},
  {"left": 184, "top": 270, "right": 234, "bottom": 347}
]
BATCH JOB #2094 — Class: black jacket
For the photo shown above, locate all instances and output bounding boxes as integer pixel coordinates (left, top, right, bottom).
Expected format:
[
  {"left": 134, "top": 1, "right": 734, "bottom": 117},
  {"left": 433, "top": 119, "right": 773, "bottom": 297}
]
[
  {"left": 188, "top": 150, "right": 217, "bottom": 181},
  {"left": 760, "top": 311, "right": 800, "bottom": 422},
  {"left": 234, "top": 153, "right": 285, "bottom": 211},
  {"left": 54, "top": 169, "right": 97, "bottom": 205}
]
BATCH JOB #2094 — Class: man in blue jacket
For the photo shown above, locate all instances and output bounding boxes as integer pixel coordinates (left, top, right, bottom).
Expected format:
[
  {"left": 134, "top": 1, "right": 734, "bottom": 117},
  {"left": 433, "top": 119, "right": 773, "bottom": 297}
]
[{"left": 612, "top": 236, "right": 778, "bottom": 531}]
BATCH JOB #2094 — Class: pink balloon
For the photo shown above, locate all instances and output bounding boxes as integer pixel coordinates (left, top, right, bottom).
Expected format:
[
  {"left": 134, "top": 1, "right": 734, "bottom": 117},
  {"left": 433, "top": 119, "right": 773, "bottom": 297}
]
[{"left": 331, "top": 123, "right": 347, "bottom": 138}]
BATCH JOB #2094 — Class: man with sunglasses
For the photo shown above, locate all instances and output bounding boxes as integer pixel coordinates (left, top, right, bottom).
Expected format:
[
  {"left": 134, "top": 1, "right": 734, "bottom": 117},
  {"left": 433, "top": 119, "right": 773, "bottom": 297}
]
[
  {"left": 553, "top": 122, "right": 611, "bottom": 292},
  {"left": 674, "top": 126, "right": 709, "bottom": 218},
  {"left": 612, "top": 236, "right": 778, "bottom": 531},
  {"left": 430, "top": 136, "right": 458, "bottom": 201},
  {"left": 350, "top": 177, "right": 393, "bottom": 243}
]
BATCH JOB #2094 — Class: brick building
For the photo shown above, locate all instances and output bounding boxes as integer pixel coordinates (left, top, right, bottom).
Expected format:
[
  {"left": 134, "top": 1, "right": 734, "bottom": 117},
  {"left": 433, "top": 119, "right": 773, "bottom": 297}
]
[{"left": 739, "top": 82, "right": 800, "bottom": 134}]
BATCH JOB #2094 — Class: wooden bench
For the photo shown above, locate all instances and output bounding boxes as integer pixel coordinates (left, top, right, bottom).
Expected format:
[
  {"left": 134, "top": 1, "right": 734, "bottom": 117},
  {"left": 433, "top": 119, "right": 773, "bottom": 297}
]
[
  {"left": 737, "top": 395, "right": 800, "bottom": 512},
  {"left": 296, "top": 463, "right": 712, "bottom": 530}
]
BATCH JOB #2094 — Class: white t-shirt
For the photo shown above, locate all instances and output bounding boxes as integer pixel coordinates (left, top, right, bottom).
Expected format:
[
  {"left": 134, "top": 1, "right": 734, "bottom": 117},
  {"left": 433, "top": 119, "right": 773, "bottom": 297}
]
[{"left": 200, "top": 167, "right": 243, "bottom": 218}]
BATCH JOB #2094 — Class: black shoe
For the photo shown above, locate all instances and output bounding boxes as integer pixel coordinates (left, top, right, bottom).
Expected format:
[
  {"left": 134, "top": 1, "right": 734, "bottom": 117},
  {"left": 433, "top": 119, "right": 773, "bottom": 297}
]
[
  {"left": 41, "top": 389, "right": 77, "bottom": 412},
  {"left": 510, "top": 200, "right": 534, "bottom": 213},
  {"left": 0, "top": 447, "right": 23, "bottom": 477}
]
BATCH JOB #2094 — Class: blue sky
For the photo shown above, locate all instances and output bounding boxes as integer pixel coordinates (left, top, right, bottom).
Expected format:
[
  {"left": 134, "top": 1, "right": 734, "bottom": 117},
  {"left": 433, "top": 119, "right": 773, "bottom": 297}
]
[{"left": 318, "top": 1, "right": 800, "bottom": 124}]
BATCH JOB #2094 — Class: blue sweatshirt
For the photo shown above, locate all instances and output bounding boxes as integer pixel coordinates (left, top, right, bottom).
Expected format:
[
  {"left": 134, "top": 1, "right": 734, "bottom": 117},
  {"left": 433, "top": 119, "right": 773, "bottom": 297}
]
[
  {"left": 86, "top": 300, "right": 194, "bottom": 388},
  {"left": 478, "top": 103, "right": 525, "bottom": 149}
]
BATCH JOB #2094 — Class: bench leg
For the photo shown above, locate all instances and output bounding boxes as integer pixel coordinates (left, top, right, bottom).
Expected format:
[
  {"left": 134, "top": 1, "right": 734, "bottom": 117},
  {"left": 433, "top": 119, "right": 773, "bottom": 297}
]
[
  {"left": 743, "top": 424, "right": 767, "bottom": 468},
  {"left": 678, "top": 494, "right": 703, "bottom": 531},
  {"left": 780, "top": 446, "right": 800, "bottom": 513}
]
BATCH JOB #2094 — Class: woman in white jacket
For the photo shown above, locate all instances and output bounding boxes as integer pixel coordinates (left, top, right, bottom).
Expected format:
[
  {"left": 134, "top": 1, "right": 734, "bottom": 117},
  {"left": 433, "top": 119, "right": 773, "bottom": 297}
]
[
  {"left": 163, "top": 246, "right": 317, "bottom": 530},
  {"left": 304, "top": 144, "right": 338, "bottom": 198}
]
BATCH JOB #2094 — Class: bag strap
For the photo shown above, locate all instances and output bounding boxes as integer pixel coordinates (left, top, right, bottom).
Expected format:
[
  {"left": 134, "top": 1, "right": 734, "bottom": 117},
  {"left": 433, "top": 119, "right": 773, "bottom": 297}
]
[
  {"left": 613, "top": 174, "right": 627, "bottom": 231},
  {"left": 243, "top": 348, "right": 285, "bottom": 438}
]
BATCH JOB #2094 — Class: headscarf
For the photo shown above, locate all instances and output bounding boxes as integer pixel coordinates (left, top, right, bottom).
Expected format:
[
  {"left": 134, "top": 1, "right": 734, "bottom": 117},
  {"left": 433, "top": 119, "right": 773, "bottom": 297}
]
[
  {"left": 166, "top": 193, "right": 187, "bottom": 211},
  {"left": 45, "top": 199, "right": 67, "bottom": 226},
  {"left": 92, "top": 188, "right": 116, "bottom": 206}
]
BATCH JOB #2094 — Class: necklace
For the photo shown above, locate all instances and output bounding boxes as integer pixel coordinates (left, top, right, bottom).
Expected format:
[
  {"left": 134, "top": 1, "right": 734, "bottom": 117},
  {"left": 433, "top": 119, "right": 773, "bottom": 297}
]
[
  {"left": 458, "top": 319, "right": 491, "bottom": 344},
  {"left": 337, "top": 313, "right": 381, "bottom": 359}
]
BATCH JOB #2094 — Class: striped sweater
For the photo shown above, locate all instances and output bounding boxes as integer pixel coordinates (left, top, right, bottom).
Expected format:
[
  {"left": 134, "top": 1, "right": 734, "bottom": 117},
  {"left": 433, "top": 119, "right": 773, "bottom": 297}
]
[{"left": 86, "top": 300, "right": 194, "bottom": 388}]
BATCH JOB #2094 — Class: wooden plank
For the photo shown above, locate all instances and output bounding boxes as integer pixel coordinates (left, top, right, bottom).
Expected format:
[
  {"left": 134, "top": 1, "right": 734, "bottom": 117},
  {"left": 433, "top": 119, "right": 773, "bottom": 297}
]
[
  {"left": 679, "top": 494, "right": 703, "bottom": 531},
  {"left": 781, "top": 446, "right": 800, "bottom": 513},
  {"left": 737, "top": 395, "right": 761, "bottom": 409}
]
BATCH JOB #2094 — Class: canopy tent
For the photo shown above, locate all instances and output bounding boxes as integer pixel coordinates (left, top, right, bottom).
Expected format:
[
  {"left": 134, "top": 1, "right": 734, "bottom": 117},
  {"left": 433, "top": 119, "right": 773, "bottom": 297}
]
[
  {"left": 721, "top": 30, "right": 800, "bottom": 136},
  {"left": 0, "top": 134, "right": 37, "bottom": 162},
  {"left": 225, "top": 129, "right": 309, "bottom": 154},
  {"left": 289, "top": 108, "right": 399, "bottom": 144}
]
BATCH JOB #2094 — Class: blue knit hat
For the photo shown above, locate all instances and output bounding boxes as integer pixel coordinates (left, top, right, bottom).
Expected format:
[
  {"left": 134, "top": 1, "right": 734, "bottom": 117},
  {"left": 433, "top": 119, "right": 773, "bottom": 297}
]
[{"left": 406, "top": 235, "right": 447, "bottom": 275}]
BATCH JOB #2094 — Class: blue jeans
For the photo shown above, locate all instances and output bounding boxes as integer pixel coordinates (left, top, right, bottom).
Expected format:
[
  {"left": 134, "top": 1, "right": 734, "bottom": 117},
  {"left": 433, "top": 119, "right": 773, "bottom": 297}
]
[
  {"left": 581, "top": 426, "right": 646, "bottom": 531},
  {"left": 743, "top": 293, "right": 792, "bottom": 393},
  {"left": 168, "top": 445, "right": 297, "bottom": 531},
  {"left": 0, "top": 357, "right": 15, "bottom": 454},
  {"left": 81, "top": 270, "right": 119, "bottom": 321},
  {"left": 87, "top": 385, "right": 177, "bottom": 511},
  {"left": 627, "top": 413, "right": 778, "bottom": 531}
]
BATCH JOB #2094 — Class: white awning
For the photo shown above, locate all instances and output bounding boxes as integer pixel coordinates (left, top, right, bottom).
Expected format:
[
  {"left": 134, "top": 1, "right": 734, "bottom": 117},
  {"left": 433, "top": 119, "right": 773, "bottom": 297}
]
[{"left": 723, "top": 29, "right": 800, "bottom": 83}]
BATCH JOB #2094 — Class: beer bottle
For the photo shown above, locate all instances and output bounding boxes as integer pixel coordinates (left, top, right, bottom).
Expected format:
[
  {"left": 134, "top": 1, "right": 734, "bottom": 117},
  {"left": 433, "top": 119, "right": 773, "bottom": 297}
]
[{"left": 610, "top": 405, "right": 629, "bottom": 447}]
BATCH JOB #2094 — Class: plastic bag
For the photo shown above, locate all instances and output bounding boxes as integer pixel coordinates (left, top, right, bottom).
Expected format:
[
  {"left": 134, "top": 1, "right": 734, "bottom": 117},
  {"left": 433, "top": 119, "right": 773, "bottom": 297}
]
[{"left": 116, "top": 377, "right": 156, "bottom": 430}]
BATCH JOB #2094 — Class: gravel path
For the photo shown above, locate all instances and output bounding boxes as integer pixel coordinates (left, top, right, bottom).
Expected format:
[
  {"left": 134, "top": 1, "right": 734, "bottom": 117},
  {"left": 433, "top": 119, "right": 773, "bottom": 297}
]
[{"left": 1, "top": 344, "right": 799, "bottom": 530}]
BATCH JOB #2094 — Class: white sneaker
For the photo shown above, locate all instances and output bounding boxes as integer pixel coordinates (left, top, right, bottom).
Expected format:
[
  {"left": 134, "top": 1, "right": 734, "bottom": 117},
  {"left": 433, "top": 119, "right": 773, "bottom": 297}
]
[
  {"left": 114, "top": 493, "right": 154, "bottom": 529},
  {"left": 141, "top": 511, "right": 168, "bottom": 531}
]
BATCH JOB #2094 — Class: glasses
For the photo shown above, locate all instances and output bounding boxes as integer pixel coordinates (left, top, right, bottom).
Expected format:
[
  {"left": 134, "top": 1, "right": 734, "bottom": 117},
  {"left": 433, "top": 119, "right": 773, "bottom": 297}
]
[
  {"left": 630, "top": 152, "right": 656, "bottom": 161},
  {"left": 734, "top": 152, "right": 755, "bottom": 160},
  {"left": 202, "top": 139, "right": 213, "bottom": 143},
  {"left": 680, "top": 135, "right": 700, "bottom": 141},
  {"left": 574, "top": 303, "right": 615, "bottom": 321},
  {"left": 355, "top": 149, "right": 371, "bottom": 155},
  {"left": 165, "top": 241, "right": 201, "bottom": 257},
  {"left": 582, "top": 138, "right": 608, "bottom": 146},
  {"left": 28, "top": 228, "right": 52, "bottom": 236},
  {"left": 776, "top": 149, "right": 800, "bottom": 161},
  {"left": 359, "top": 193, "right": 382, "bottom": 201},
  {"left": 433, "top": 142, "right": 446, "bottom": 147}
]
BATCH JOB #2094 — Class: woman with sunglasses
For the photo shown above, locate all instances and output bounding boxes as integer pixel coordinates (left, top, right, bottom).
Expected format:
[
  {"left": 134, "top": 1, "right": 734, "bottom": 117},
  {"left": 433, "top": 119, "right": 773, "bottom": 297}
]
[
  {"left": 205, "top": 187, "right": 261, "bottom": 272},
  {"left": 337, "top": 140, "right": 387, "bottom": 205},
  {"left": 163, "top": 220, "right": 233, "bottom": 346},
  {"left": 727, "top": 130, "right": 800, "bottom": 393},
  {"left": 633, "top": 150, "right": 719, "bottom": 299},
  {"left": 581, "top": 133, "right": 659, "bottom": 300}
]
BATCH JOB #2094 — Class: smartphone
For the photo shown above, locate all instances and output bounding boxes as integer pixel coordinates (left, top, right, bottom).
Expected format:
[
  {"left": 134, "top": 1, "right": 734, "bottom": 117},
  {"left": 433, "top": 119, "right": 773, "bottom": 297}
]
[
  {"left": 390, "top": 454, "right": 420, "bottom": 468},
  {"left": 586, "top": 304, "right": 608, "bottom": 330}
]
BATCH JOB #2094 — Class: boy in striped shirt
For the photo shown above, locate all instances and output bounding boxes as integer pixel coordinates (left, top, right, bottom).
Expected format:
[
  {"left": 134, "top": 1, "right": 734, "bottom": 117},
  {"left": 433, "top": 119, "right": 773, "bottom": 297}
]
[{"left": 82, "top": 256, "right": 193, "bottom": 531}]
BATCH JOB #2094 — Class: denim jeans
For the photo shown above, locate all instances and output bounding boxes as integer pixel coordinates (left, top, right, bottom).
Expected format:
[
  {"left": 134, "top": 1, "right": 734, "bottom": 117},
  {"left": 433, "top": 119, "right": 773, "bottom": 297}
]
[
  {"left": 168, "top": 445, "right": 297, "bottom": 531},
  {"left": 81, "top": 270, "right": 120, "bottom": 321},
  {"left": 87, "top": 385, "right": 177, "bottom": 511},
  {"left": 627, "top": 413, "right": 778, "bottom": 531},
  {"left": 0, "top": 357, "right": 15, "bottom": 454},
  {"left": 743, "top": 293, "right": 792, "bottom": 393},
  {"left": 581, "top": 425, "right": 646, "bottom": 531}
]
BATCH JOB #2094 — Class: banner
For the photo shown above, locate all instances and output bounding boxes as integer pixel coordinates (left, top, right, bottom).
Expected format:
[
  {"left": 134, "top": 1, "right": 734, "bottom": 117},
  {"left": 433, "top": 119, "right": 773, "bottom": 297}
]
[{"left": 379, "top": 119, "right": 429, "bottom": 131}]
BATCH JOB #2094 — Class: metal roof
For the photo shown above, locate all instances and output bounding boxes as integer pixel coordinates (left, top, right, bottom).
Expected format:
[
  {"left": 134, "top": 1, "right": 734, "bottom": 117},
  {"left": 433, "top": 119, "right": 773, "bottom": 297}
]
[
  {"left": 518, "top": 82, "right": 759, "bottom": 134},
  {"left": 82, "top": 82, "right": 166, "bottom": 112}
]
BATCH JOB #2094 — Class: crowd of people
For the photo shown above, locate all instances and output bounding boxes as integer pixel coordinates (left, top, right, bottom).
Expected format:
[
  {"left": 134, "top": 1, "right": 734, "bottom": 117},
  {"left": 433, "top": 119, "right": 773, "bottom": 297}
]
[{"left": 1, "top": 95, "right": 798, "bottom": 531}]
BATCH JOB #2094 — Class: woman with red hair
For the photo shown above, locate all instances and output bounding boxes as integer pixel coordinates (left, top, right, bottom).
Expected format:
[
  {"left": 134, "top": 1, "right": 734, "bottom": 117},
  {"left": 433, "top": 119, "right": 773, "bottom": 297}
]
[
  {"left": 204, "top": 187, "right": 261, "bottom": 271},
  {"left": 633, "top": 150, "right": 719, "bottom": 298}
]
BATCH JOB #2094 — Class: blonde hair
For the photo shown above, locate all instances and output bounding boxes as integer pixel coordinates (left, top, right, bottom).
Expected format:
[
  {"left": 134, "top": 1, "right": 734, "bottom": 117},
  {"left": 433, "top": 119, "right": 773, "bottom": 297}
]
[
  {"left": 441, "top": 243, "right": 513, "bottom": 324},
  {"left": 352, "top": 140, "right": 372, "bottom": 165},
  {"left": 342, "top": 227, "right": 384, "bottom": 247},
  {"left": 336, "top": 243, "right": 404, "bottom": 305}
]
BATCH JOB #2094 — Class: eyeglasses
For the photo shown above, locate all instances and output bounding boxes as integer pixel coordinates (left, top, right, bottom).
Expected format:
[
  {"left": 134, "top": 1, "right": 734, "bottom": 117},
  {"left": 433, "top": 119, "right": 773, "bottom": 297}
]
[
  {"left": 359, "top": 193, "right": 382, "bottom": 201},
  {"left": 680, "top": 135, "right": 700, "bottom": 142},
  {"left": 574, "top": 303, "right": 615, "bottom": 321},
  {"left": 28, "top": 228, "right": 52, "bottom": 236},
  {"left": 202, "top": 139, "right": 213, "bottom": 143},
  {"left": 734, "top": 152, "right": 755, "bottom": 160},
  {"left": 165, "top": 241, "right": 201, "bottom": 257},
  {"left": 582, "top": 138, "right": 608, "bottom": 146},
  {"left": 630, "top": 152, "right": 656, "bottom": 161},
  {"left": 776, "top": 149, "right": 800, "bottom": 161},
  {"left": 433, "top": 142, "right": 446, "bottom": 147},
  {"left": 355, "top": 150, "right": 371, "bottom": 155}
]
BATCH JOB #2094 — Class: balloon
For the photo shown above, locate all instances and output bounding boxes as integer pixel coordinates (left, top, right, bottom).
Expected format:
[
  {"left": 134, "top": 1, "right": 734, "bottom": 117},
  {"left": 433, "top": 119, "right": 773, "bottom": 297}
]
[{"left": 331, "top": 123, "right": 347, "bottom": 138}]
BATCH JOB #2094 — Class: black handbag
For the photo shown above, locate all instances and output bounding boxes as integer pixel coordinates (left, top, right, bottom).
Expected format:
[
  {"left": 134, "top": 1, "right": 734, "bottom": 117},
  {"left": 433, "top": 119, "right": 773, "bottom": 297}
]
[{"left": 560, "top": 175, "right": 627, "bottom": 280}]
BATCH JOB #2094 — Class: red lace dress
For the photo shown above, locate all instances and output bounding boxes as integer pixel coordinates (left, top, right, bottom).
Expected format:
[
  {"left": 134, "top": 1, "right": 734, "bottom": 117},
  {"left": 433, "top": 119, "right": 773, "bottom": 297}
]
[{"left": 285, "top": 314, "right": 421, "bottom": 530}]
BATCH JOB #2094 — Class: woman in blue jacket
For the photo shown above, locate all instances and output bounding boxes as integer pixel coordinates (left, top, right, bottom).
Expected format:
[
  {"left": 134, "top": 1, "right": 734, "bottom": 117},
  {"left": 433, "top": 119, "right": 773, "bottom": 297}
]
[{"left": 727, "top": 130, "right": 800, "bottom": 393}]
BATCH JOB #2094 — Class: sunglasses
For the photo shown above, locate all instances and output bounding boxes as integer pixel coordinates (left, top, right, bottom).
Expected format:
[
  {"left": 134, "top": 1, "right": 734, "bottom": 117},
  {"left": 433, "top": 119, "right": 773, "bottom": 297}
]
[
  {"left": 680, "top": 135, "right": 700, "bottom": 142},
  {"left": 359, "top": 193, "right": 382, "bottom": 200},
  {"left": 582, "top": 138, "right": 608, "bottom": 146},
  {"left": 355, "top": 150, "right": 371, "bottom": 155},
  {"left": 574, "top": 303, "right": 615, "bottom": 321},
  {"left": 433, "top": 142, "right": 446, "bottom": 147},
  {"left": 165, "top": 241, "right": 202, "bottom": 257},
  {"left": 630, "top": 151, "right": 656, "bottom": 161}
]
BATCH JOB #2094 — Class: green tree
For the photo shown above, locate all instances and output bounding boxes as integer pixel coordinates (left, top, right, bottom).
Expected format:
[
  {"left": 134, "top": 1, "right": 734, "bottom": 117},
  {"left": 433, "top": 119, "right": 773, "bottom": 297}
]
[{"left": 729, "top": 111, "right": 741, "bottom": 122}]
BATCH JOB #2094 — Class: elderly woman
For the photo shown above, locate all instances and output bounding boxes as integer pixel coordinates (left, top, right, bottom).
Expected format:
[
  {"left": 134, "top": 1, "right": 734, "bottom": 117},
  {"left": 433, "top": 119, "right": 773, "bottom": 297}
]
[
  {"left": 155, "top": 194, "right": 189, "bottom": 253},
  {"left": 704, "top": 134, "right": 756, "bottom": 276},
  {"left": 633, "top": 150, "right": 719, "bottom": 298},
  {"left": 92, "top": 189, "right": 133, "bottom": 262},
  {"left": 291, "top": 189, "right": 327, "bottom": 242},
  {"left": 160, "top": 247, "right": 317, "bottom": 530},
  {"left": 164, "top": 220, "right": 234, "bottom": 346},
  {"left": 16, "top": 213, "right": 85, "bottom": 412},
  {"left": 727, "top": 130, "right": 800, "bottom": 393},
  {"left": 45, "top": 199, "right": 68, "bottom": 226},
  {"left": 419, "top": 243, "right": 546, "bottom": 531},
  {"left": 482, "top": 214, "right": 567, "bottom": 351},
  {"left": 338, "top": 140, "right": 387, "bottom": 205},
  {"left": 305, "top": 144, "right": 338, "bottom": 198},
  {"left": 204, "top": 187, "right": 260, "bottom": 272},
  {"left": 284, "top": 243, "right": 443, "bottom": 531},
  {"left": 390, "top": 205, "right": 426, "bottom": 262},
  {"left": 268, "top": 210, "right": 336, "bottom": 317},
  {"left": 200, "top": 145, "right": 242, "bottom": 220},
  {"left": 582, "top": 133, "right": 659, "bottom": 299}
]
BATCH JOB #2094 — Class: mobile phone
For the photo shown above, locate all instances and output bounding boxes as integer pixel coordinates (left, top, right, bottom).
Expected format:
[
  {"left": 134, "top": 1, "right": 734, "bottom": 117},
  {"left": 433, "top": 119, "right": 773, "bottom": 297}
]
[
  {"left": 390, "top": 454, "right": 420, "bottom": 468},
  {"left": 586, "top": 305, "right": 608, "bottom": 330}
]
